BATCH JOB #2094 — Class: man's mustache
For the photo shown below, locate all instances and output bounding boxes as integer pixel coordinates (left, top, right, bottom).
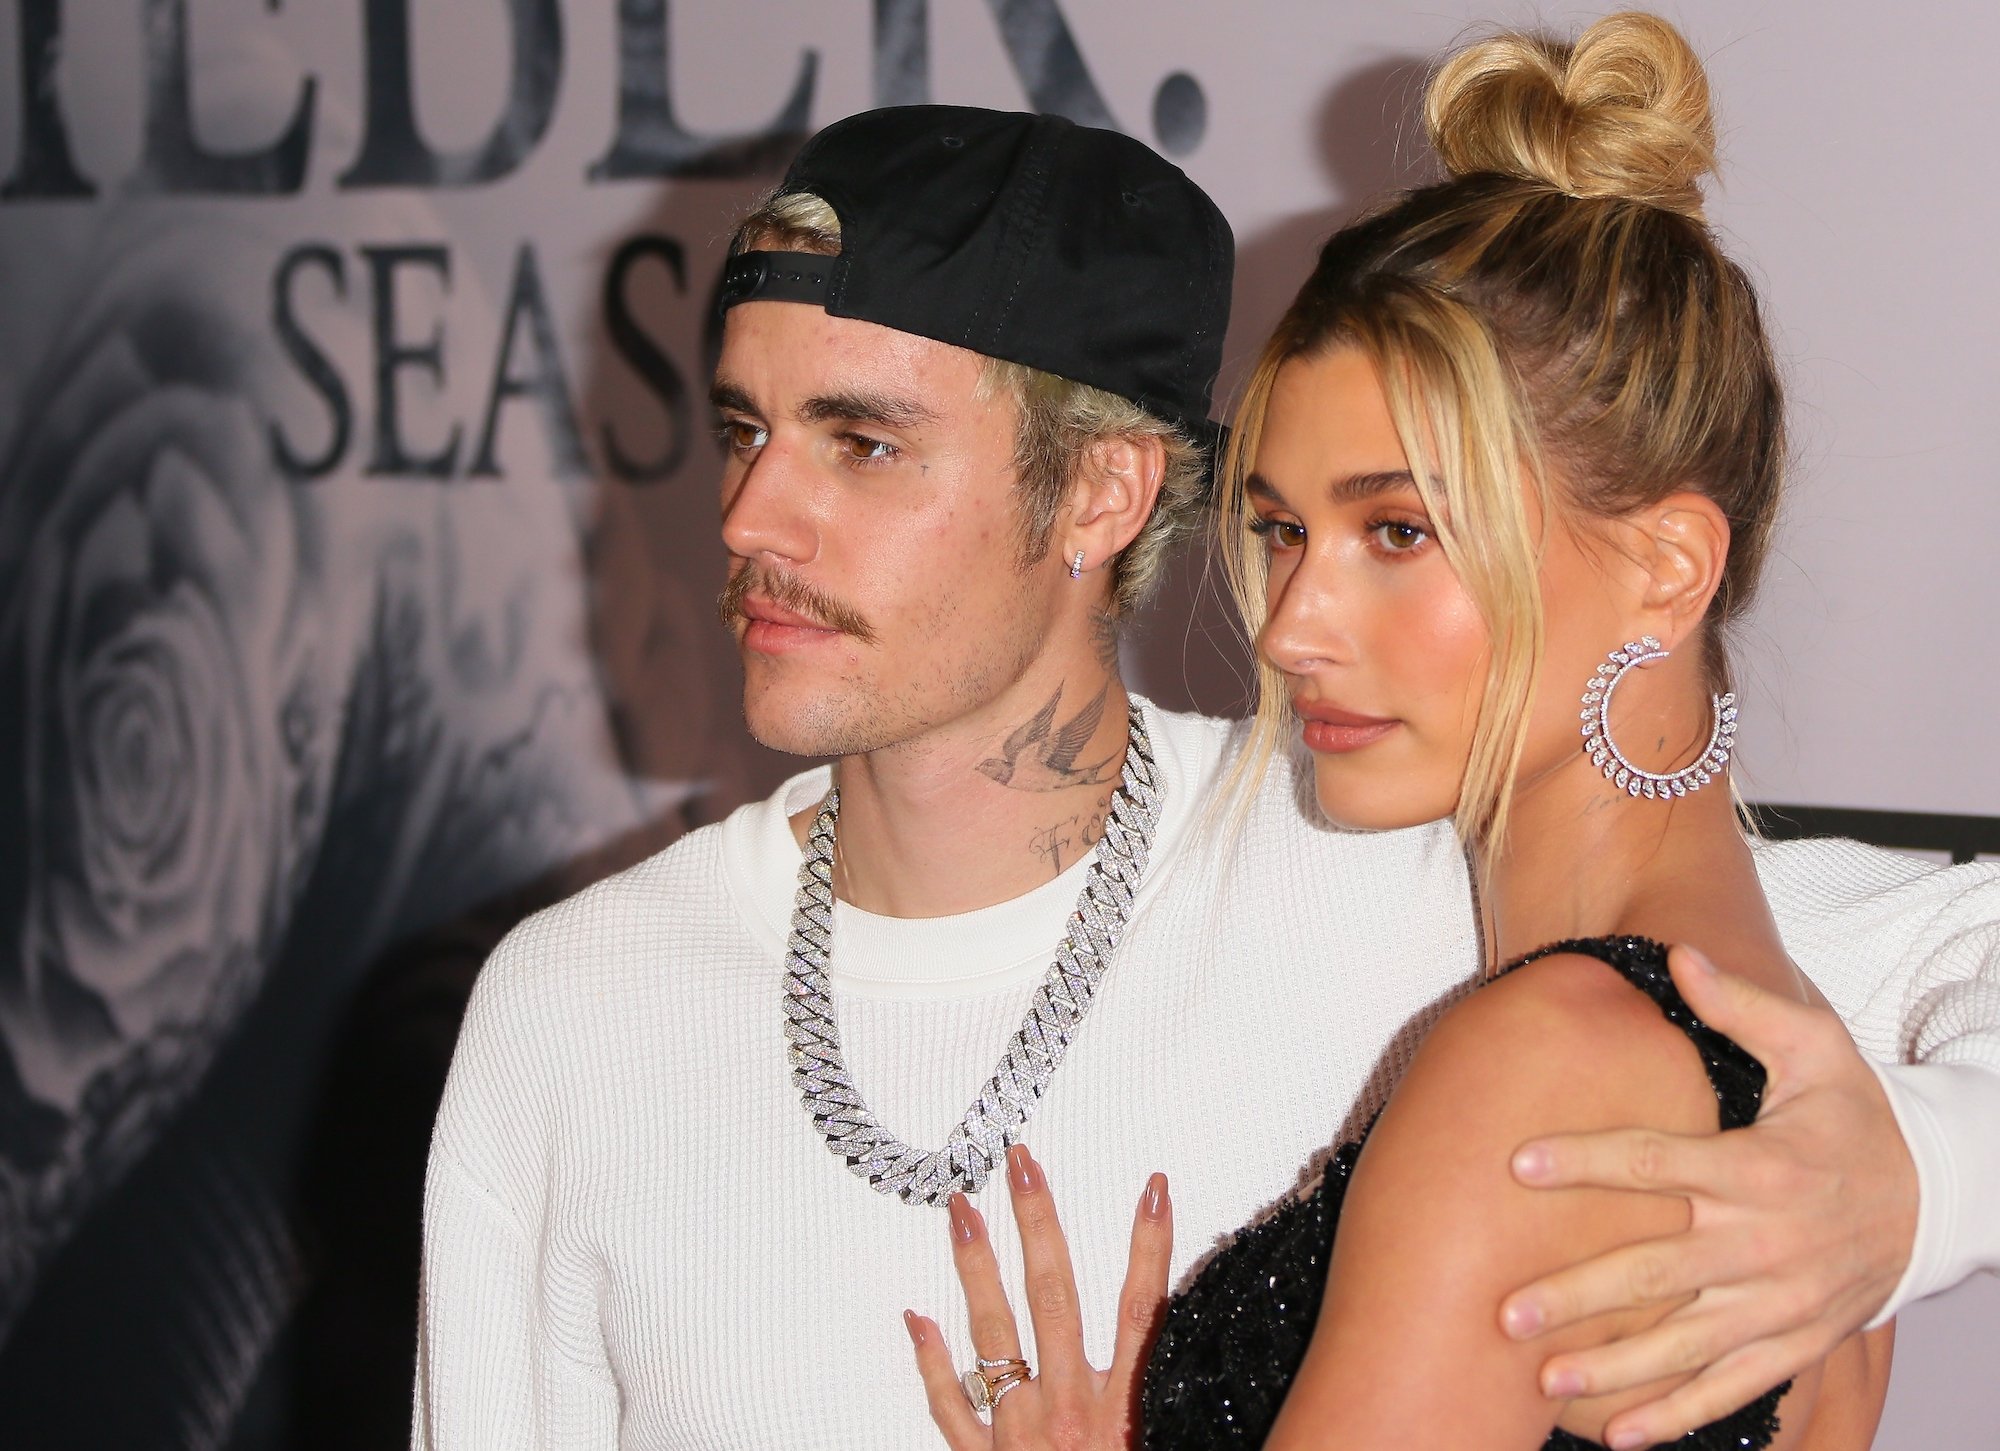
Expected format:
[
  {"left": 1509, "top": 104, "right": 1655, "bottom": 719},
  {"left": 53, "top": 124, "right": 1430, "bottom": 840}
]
[{"left": 717, "top": 566, "right": 877, "bottom": 645}]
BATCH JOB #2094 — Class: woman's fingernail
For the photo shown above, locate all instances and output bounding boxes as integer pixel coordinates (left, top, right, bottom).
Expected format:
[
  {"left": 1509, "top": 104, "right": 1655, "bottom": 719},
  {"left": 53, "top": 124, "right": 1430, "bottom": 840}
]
[
  {"left": 948, "top": 1193, "right": 979, "bottom": 1245},
  {"left": 904, "top": 1309, "right": 926, "bottom": 1347},
  {"left": 1684, "top": 945, "right": 1718, "bottom": 977},
  {"left": 1143, "top": 1173, "right": 1168, "bottom": 1220},
  {"left": 1501, "top": 1298, "right": 1543, "bottom": 1338},
  {"left": 1543, "top": 1366, "right": 1584, "bottom": 1399},
  {"left": 1606, "top": 1429, "right": 1646, "bottom": 1450},
  {"left": 1512, "top": 1145, "right": 1552, "bottom": 1183},
  {"left": 1008, "top": 1143, "right": 1040, "bottom": 1194}
]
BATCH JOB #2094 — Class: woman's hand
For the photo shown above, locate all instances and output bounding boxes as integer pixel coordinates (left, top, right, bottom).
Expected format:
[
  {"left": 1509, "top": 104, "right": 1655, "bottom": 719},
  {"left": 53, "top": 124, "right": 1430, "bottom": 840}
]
[{"left": 906, "top": 1144, "right": 1172, "bottom": 1449}]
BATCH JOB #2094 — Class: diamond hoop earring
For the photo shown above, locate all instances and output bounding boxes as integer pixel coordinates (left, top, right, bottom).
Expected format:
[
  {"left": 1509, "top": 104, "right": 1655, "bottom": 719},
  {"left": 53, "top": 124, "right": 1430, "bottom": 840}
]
[
  {"left": 1581, "top": 635, "right": 1738, "bottom": 799},
  {"left": 1070, "top": 549, "right": 1086, "bottom": 579}
]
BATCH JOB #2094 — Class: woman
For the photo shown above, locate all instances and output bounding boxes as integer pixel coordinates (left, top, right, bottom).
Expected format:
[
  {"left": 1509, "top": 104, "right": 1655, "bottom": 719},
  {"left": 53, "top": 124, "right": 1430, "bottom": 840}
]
[{"left": 906, "top": 13, "right": 1894, "bottom": 1449}]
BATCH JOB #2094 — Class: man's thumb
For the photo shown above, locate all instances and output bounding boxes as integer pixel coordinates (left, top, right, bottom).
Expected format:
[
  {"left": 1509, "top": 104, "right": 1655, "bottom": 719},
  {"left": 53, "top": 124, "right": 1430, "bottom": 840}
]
[{"left": 1669, "top": 943, "right": 1812, "bottom": 1087}]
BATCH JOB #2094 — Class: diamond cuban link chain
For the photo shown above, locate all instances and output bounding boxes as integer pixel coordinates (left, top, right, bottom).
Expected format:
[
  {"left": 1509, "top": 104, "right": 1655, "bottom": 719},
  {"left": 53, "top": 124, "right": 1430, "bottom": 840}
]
[{"left": 782, "top": 705, "right": 1162, "bottom": 1206}]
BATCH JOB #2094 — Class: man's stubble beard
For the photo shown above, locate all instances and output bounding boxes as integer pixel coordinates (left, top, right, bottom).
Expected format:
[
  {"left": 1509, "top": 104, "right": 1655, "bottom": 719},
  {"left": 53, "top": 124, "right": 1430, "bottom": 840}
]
[{"left": 736, "top": 570, "right": 1058, "bottom": 762}]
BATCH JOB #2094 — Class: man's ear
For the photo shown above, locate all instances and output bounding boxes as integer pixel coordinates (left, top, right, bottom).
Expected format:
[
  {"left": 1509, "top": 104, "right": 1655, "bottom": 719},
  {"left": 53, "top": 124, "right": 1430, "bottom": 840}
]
[
  {"left": 1062, "top": 435, "right": 1167, "bottom": 577},
  {"left": 1629, "top": 490, "right": 1731, "bottom": 648}
]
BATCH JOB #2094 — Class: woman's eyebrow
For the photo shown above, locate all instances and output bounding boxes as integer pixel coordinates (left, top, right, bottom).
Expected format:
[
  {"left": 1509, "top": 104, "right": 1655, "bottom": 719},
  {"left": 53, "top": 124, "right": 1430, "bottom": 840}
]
[
  {"left": 1327, "top": 469, "right": 1418, "bottom": 504},
  {"left": 1246, "top": 471, "right": 1286, "bottom": 506},
  {"left": 1248, "top": 469, "right": 1418, "bottom": 507}
]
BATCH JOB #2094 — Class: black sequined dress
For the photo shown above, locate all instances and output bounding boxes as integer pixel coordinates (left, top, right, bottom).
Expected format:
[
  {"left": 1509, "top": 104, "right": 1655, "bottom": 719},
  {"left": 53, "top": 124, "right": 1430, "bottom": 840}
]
[{"left": 1139, "top": 935, "right": 1790, "bottom": 1450}]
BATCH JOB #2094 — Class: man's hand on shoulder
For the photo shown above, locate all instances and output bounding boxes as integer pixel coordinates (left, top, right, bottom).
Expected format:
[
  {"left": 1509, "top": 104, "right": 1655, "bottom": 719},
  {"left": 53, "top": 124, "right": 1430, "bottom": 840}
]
[{"left": 1496, "top": 945, "right": 1915, "bottom": 1449}]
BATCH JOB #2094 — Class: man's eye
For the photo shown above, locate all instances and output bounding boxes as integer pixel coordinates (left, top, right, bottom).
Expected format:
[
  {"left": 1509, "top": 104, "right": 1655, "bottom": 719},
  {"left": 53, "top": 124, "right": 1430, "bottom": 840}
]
[
  {"left": 718, "top": 421, "right": 768, "bottom": 452},
  {"left": 840, "top": 433, "right": 897, "bottom": 462}
]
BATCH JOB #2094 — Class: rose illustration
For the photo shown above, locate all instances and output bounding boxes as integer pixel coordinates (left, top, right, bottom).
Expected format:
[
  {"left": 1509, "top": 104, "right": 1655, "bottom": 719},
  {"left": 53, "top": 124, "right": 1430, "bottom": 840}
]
[
  {"left": 0, "top": 197, "right": 685, "bottom": 1345},
  {"left": 0, "top": 27, "right": 718, "bottom": 1443},
  {"left": 17, "top": 384, "right": 310, "bottom": 1106},
  {"left": 0, "top": 222, "right": 334, "bottom": 1326}
]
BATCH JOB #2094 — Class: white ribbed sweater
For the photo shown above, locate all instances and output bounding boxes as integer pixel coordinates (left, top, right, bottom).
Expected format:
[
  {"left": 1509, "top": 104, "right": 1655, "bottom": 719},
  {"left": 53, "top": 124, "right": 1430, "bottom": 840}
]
[{"left": 414, "top": 705, "right": 2000, "bottom": 1451}]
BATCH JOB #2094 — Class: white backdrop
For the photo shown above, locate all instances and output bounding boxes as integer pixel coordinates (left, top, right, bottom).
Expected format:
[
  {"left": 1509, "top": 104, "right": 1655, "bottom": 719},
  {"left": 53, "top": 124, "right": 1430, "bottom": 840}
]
[{"left": 0, "top": 2, "right": 1992, "bottom": 1445}]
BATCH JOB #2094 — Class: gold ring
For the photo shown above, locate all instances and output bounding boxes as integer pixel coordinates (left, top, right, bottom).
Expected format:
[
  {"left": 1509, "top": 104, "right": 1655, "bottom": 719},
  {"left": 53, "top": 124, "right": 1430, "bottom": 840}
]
[{"left": 960, "top": 1356, "right": 1032, "bottom": 1415}]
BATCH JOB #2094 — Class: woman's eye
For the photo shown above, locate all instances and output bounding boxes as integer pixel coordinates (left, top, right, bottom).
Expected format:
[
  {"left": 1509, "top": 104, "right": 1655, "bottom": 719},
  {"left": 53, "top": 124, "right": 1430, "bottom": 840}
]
[
  {"left": 1369, "top": 519, "right": 1430, "bottom": 553},
  {"left": 1249, "top": 516, "right": 1306, "bottom": 550},
  {"left": 719, "top": 420, "right": 768, "bottom": 453},
  {"left": 840, "top": 433, "right": 897, "bottom": 463}
]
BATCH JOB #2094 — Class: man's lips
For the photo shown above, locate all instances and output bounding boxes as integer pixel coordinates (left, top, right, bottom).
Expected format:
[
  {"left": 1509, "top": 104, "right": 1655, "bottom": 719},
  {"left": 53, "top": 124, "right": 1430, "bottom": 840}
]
[
  {"left": 1292, "top": 699, "right": 1400, "bottom": 753},
  {"left": 739, "top": 595, "right": 840, "bottom": 654},
  {"left": 740, "top": 595, "right": 833, "bottom": 630}
]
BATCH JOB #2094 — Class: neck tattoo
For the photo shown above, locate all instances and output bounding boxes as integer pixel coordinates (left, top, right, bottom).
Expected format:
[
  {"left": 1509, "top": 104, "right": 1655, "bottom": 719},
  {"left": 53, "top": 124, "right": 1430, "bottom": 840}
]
[{"left": 782, "top": 703, "right": 1162, "bottom": 1205}]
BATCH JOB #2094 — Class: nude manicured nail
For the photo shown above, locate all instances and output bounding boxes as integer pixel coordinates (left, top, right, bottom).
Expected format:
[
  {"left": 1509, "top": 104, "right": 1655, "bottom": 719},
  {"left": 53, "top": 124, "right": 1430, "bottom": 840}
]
[
  {"left": 1543, "top": 1366, "right": 1584, "bottom": 1399},
  {"left": 948, "top": 1193, "right": 979, "bottom": 1245},
  {"left": 1008, "top": 1143, "right": 1040, "bottom": 1194},
  {"left": 1501, "top": 1298, "right": 1543, "bottom": 1338},
  {"left": 1606, "top": 1429, "right": 1646, "bottom": 1450},
  {"left": 1512, "top": 1145, "right": 1553, "bottom": 1183},
  {"left": 1143, "top": 1173, "right": 1168, "bottom": 1220},
  {"left": 903, "top": 1309, "right": 926, "bottom": 1346}
]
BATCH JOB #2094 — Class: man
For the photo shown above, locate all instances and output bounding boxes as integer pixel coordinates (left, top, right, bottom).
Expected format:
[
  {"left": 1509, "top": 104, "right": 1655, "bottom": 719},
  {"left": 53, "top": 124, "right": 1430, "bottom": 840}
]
[{"left": 414, "top": 107, "right": 2000, "bottom": 1449}]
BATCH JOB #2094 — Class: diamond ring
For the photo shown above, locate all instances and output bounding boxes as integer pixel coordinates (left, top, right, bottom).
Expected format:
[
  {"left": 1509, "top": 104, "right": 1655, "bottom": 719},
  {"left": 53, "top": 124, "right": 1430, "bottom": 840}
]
[{"left": 960, "top": 1356, "right": 1032, "bottom": 1415}]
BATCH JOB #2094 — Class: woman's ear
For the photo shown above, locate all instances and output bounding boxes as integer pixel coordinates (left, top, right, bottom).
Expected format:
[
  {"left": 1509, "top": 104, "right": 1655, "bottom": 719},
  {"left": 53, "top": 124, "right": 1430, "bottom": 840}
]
[
  {"left": 1631, "top": 490, "right": 1731, "bottom": 647},
  {"left": 1063, "top": 435, "right": 1167, "bottom": 576}
]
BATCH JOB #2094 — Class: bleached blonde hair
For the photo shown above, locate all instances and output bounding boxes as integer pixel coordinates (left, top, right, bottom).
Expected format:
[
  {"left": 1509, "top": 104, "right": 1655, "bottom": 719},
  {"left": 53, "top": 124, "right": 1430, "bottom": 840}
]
[
  {"left": 1222, "top": 12, "right": 1785, "bottom": 873},
  {"left": 730, "top": 192, "right": 1209, "bottom": 616}
]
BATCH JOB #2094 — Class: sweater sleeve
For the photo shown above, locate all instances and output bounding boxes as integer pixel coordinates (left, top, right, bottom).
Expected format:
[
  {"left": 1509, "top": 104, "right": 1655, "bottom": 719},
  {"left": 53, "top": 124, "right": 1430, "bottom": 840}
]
[
  {"left": 411, "top": 918, "right": 621, "bottom": 1450},
  {"left": 1754, "top": 835, "right": 2000, "bottom": 1316},
  {"left": 413, "top": 1155, "right": 620, "bottom": 1451}
]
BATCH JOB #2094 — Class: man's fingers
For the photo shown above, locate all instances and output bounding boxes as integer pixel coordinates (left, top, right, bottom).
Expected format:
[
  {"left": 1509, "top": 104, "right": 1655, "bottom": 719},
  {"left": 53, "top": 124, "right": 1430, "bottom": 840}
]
[
  {"left": 1512, "top": 1122, "right": 1741, "bottom": 1198},
  {"left": 1537, "top": 1305, "right": 1733, "bottom": 1404},
  {"left": 1005, "top": 1144, "right": 1089, "bottom": 1385},
  {"left": 948, "top": 1193, "right": 1025, "bottom": 1362},
  {"left": 906, "top": 1311, "right": 994, "bottom": 1451},
  {"left": 1502, "top": 1233, "right": 1716, "bottom": 1338},
  {"left": 1667, "top": 945, "right": 1820, "bottom": 1087},
  {"left": 1596, "top": 1328, "right": 1824, "bottom": 1451},
  {"left": 1538, "top": 1286, "right": 1827, "bottom": 1405},
  {"left": 1108, "top": 1173, "right": 1174, "bottom": 1400}
]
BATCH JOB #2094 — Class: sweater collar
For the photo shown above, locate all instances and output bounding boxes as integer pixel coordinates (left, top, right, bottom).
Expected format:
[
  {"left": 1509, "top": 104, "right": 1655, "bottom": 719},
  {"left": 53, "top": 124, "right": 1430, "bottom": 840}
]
[{"left": 719, "top": 698, "right": 1222, "bottom": 997}]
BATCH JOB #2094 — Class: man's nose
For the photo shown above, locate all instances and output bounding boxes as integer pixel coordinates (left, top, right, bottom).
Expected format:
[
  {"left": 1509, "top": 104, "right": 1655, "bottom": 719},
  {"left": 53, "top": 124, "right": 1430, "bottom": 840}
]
[{"left": 720, "top": 439, "right": 819, "bottom": 566}]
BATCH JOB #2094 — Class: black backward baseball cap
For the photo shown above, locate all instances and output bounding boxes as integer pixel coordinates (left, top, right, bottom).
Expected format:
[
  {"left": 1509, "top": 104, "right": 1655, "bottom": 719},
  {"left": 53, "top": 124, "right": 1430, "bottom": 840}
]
[{"left": 719, "top": 105, "right": 1234, "bottom": 456}]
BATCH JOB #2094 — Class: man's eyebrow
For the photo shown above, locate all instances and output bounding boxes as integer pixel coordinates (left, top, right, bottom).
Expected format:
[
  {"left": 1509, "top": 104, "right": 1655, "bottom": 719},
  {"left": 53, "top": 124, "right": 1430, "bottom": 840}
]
[
  {"left": 709, "top": 379, "right": 757, "bottom": 416},
  {"left": 796, "top": 390, "right": 939, "bottom": 430}
]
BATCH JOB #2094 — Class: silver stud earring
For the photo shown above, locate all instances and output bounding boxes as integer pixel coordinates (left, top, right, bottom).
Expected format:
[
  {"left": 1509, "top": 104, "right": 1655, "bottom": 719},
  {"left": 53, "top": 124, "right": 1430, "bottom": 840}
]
[
  {"left": 1580, "top": 635, "right": 1738, "bottom": 799},
  {"left": 1070, "top": 549, "right": 1086, "bottom": 580}
]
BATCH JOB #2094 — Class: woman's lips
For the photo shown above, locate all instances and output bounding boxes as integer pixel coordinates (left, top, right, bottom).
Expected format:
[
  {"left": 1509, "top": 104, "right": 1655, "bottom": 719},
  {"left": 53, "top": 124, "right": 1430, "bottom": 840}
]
[{"left": 1293, "top": 702, "right": 1400, "bottom": 754}]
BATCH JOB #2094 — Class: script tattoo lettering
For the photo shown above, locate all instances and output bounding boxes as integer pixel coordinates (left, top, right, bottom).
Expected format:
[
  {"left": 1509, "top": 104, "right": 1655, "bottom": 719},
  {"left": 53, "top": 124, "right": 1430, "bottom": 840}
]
[
  {"left": 1028, "top": 809, "right": 1108, "bottom": 875},
  {"left": 1088, "top": 608, "right": 1119, "bottom": 672},
  {"left": 977, "top": 684, "right": 1118, "bottom": 791}
]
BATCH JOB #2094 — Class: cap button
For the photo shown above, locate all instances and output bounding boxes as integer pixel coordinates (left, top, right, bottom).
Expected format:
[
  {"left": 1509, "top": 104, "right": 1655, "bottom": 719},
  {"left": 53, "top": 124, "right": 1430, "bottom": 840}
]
[{"left": 720, "top": 253, "right": 770, "bottom": 306}]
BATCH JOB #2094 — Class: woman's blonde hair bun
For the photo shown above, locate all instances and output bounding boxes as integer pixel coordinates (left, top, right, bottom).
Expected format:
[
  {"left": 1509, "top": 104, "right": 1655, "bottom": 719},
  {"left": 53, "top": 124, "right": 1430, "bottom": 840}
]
[{"left": 1424, "top": 11, "right": 1717, "bottom": 222}]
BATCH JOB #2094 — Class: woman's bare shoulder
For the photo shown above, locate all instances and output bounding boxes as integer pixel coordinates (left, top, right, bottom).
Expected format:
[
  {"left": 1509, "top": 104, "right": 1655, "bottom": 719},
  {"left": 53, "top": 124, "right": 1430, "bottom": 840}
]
[
  {"left": 1267, "top": 951, "right": 1731, "bottom": 1444},
  {"left": 1406, "top": 948, "right": 1722, "bottom": 1136}
]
